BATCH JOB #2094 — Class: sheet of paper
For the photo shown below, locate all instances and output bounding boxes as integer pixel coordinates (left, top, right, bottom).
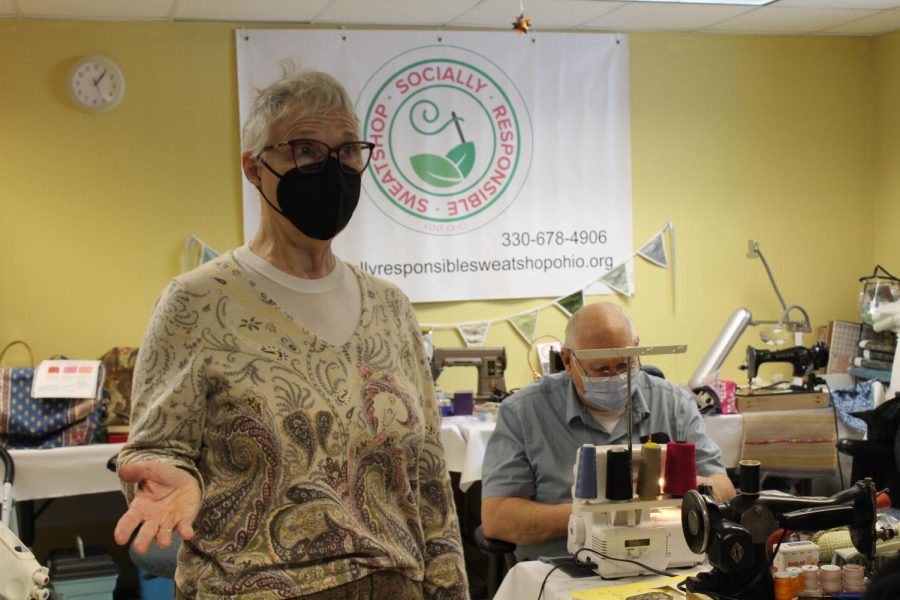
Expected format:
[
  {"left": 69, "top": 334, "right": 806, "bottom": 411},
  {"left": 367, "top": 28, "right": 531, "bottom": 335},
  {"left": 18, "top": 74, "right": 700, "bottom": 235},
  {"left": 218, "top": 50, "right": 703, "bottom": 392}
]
[
  {"left": 570, "top": 574, "right": 693, "bottom": 600},
  {"left": 31, "top": 360, "right": 102, "bottom": 399}
]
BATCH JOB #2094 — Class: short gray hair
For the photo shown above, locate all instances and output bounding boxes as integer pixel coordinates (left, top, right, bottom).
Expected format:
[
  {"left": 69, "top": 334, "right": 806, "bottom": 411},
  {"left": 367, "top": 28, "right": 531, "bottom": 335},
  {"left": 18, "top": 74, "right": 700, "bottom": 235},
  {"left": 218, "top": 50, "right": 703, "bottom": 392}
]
[{"left": 240, "top": 66, "right": 359, "bottom": 156}]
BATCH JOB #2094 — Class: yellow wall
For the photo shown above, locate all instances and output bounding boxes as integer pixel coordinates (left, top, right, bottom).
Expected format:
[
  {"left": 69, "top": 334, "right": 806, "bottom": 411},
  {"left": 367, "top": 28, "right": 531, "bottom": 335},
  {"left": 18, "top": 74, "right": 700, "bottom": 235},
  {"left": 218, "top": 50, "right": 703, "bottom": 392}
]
[
  {"left": 874, "top": 30, "right": 900, "bottom": 273},
  {"left": 0, "top": 20, "right": 887, "bottom": 391}
]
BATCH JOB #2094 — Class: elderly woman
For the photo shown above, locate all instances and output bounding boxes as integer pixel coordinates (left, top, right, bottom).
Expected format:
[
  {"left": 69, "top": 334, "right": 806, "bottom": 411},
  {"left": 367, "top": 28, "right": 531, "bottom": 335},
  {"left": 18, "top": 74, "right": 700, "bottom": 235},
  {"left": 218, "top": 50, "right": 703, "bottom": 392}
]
[{"left": 114, "top": 69, "right": 469, "bottom": 599}]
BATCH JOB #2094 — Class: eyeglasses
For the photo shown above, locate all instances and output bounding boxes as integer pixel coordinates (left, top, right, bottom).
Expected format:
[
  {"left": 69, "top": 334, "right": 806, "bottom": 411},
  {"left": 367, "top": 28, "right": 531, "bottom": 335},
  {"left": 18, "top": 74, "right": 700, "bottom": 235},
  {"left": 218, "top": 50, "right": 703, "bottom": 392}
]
[
  {"left": 571, "top": 354, "right": 636, "bottom": 378},
  {"left": 260, "top": 139, "right": 376, "bottom": 175}
]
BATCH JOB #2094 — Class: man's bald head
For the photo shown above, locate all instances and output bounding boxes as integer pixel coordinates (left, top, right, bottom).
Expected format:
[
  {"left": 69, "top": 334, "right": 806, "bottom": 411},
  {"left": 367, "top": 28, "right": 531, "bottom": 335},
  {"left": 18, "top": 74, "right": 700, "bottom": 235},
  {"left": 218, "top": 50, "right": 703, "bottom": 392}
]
[{"left": 564, "top": 302, "right": 637, "bottom": 351}]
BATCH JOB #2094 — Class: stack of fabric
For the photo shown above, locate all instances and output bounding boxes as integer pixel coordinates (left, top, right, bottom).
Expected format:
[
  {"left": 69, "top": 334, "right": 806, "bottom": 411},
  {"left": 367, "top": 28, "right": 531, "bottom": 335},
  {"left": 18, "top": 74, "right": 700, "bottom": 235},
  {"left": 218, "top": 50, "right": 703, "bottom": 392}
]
[
  {"left": 849, "top": 331, "right": 896, "bottom": 384},
  {"left": 740, "top": 408, "right": 838, "bottom": 478}
]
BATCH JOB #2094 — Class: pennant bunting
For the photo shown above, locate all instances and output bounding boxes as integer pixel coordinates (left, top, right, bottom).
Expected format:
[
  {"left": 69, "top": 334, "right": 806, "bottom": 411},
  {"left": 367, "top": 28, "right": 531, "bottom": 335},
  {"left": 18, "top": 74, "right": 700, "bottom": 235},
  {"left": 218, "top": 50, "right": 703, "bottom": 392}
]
[
  {"left": 668, "top": 221, "right": 676, "bottom": 313},
  {"left": 200, "top": 244, "right": 220, "bottom": 264},
  {"left": 183, "top": 234, "right": 221, "bottom": 272},
  {"left": 508, "top": 310, "right": 539, "bottom": 343},
  {"left": 637, "top": 231, "right": 668, "bottom": 268},
  {"left": 599, "top": 263, "right": 632, "bottom": 297},
  {"left": 555, "top": 290, "right": 584, "bottom": 316},
  {"left": 419, "top": 220, "right": 675, "bottom": 337},
  {"left": 458, "top": 321, "right": 492, "bottom": 347}
]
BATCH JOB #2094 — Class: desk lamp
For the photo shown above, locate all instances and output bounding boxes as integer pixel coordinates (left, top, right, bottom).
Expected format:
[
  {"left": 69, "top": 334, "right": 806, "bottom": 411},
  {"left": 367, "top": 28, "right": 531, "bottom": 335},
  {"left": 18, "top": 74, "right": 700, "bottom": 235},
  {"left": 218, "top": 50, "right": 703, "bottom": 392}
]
[{"left": 688, "top": 241, "right": 812, "bottom": 390}]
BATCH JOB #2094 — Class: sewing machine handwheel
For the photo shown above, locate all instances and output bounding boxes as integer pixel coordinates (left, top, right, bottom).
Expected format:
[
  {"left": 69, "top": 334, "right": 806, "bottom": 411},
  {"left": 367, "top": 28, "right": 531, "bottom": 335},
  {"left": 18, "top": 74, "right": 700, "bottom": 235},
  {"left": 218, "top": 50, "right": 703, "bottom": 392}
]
[
  {"left": 850, "top": 479, "right": 878, "bottom": 558},
  {"left": 682, "top": 489, "right": 711, "bottom": 554}
]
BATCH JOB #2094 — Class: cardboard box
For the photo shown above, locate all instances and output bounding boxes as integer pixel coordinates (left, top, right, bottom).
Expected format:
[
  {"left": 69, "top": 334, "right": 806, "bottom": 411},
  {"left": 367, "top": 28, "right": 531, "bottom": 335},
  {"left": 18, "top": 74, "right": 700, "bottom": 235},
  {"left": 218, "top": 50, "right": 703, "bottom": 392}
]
[
  {"left": 773, "top": 540, "right": 820, "bottom": 572},
  {"left": 735, "top": 391, "right": 829, "bottom": 413}
]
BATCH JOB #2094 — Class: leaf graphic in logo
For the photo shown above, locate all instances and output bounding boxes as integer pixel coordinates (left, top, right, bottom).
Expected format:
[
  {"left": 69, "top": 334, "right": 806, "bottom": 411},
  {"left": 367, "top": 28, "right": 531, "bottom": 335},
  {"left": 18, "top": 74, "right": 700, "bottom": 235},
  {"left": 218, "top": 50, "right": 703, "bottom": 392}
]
[
  {"left": 410, "top": 153, "right": 464, "bottom": 188},
  {"left": 447, "top": 141, "right": 476, "bottom": 178},
  {"left": 410, "top": 142, "right": 477, "bottom": 188}
]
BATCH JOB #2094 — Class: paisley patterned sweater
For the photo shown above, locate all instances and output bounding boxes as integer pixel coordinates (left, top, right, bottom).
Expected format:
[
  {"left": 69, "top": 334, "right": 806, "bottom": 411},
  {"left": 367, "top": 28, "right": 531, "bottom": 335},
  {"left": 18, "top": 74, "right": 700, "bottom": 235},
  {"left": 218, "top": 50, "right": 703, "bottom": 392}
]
[{"left": 118, "top": 252, "right": 468, "bottom": 599}]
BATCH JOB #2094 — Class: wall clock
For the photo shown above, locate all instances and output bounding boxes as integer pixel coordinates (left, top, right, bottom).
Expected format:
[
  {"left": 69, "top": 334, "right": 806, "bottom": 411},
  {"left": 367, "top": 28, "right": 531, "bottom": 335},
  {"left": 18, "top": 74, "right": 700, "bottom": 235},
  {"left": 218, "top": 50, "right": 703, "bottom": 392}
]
[{"left": 69, "top": 55, "right": 126, "bottom": 112}]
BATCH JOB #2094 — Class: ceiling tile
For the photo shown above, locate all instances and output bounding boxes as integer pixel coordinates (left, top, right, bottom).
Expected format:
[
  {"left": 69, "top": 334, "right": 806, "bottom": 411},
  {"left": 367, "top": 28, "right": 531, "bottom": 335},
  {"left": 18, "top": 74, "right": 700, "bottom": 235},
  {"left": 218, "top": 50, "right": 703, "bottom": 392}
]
[
  {"left": 313, "top": 0, "right": 481, "bottom": 26},
  {"left": 822, "top": 6, "right": 900, "bottom": 33},
  {"left": 174, "top": 0, "right": 331, "bottom": 22},
  {"left": 706, "top": 6, "right": 879, "bottom": 33},
  {"left": 451, "top": 0, "right": 624, "bottom": 29},
  {"left": 17, "top": 0, "right": 173, "bottom": 19},
  {"left": 775, "top": 0, "right": 900, "bottom": 8},
  {"left": 579, "top": 3, "right": 755, "bottom": 31},
  {"left": 3, "top": 0, "right": 900, "bottom": 35}
]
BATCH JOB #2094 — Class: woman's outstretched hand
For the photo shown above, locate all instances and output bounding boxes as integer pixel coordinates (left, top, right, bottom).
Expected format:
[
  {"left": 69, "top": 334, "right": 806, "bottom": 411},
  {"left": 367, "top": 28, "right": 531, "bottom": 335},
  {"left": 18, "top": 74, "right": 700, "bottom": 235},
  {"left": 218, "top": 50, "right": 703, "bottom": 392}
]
[{"left": 114, "top": 461, "right": 201, "bottom": 554}]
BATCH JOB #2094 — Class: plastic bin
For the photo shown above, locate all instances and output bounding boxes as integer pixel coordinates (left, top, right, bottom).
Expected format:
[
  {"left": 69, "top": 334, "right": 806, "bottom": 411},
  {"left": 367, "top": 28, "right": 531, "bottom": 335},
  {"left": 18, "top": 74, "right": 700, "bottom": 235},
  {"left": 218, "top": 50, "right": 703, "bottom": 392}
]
[
  {"left": 137, "top": 568, "right": 175, "bottom": 600},
  {"left": 48, "top": 546, "right": 118, "bottom": 600}
]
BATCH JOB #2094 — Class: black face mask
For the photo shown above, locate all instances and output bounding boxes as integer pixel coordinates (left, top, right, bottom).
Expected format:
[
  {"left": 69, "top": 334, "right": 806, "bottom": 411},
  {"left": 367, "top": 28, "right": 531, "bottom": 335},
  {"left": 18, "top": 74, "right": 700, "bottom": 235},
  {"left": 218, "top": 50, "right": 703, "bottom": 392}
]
[{"left": 258, "top": 157, "right": 361, "bottom": 241}]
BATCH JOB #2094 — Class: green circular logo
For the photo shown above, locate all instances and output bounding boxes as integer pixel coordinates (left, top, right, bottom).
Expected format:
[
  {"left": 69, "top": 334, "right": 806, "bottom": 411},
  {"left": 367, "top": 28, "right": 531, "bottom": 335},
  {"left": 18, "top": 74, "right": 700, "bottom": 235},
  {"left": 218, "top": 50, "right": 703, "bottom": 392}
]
[{"left": 359, "top": 45, "right": 533, "bottom": 236}]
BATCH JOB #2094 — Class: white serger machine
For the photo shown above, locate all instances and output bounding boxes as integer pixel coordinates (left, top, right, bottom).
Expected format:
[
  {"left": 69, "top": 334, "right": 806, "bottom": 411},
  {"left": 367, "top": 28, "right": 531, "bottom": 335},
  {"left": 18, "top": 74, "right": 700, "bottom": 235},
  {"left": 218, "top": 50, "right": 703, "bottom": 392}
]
[
  {"left": 566, "top": 443, "right": 704, "bottom": 578},
  {"left": 1, "top": 446, "right": 51, "bottom": 600}
]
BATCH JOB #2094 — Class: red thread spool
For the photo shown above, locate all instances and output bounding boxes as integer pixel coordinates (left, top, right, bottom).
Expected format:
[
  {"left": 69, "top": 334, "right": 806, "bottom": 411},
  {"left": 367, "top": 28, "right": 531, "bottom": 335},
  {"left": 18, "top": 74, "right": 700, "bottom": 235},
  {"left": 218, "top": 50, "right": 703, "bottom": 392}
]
[{"left": 663, "top": 441, "right": 697, "bottom": 496}]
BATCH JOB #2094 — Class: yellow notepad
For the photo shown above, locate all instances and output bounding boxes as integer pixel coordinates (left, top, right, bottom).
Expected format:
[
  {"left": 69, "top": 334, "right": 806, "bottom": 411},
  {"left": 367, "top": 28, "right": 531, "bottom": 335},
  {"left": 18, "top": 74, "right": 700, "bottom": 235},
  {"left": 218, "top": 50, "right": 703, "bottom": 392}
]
[{"left": 570, "top": 572, "right": 696, "bottom": 600}]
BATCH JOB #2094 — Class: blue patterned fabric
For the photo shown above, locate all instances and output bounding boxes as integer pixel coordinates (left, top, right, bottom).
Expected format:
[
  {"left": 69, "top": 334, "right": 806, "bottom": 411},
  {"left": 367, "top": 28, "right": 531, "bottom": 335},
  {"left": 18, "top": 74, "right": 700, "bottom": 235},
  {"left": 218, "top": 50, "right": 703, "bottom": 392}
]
[
  {"left": 0, "top": 367, "right": 102, "bottom": 448},
  {"left": 830, "top": 380, "right": 874, "bottom": 434}
]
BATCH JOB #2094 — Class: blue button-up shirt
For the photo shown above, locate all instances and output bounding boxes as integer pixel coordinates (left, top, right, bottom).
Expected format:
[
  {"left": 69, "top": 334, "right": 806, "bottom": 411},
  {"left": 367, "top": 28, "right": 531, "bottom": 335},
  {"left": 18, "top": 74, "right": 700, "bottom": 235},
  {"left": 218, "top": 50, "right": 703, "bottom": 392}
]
[{"left": 481, "top": 371, "right": 725, "bottom": 559}]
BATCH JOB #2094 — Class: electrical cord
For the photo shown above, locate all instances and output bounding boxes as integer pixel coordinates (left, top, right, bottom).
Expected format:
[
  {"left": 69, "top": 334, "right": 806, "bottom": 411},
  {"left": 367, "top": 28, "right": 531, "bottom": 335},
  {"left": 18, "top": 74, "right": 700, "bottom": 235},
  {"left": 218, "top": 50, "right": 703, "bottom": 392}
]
[
  {"left": 818, "top": 379, "right": 846, "bottom": 489},
  {"left": 753, "top": 245, "right": 787, "bottom": 312},
  {"left": 573, "top": 548, "right": 677, "bottom": 578},
  {"left": 536, "top": 564, "right": 562, "bottom": 600},
  {"left": 536, "top": 525, "right": 788, "bottom": 600},
  {"left": 535, "top": 548, "right": 682, "bottom": 599}
]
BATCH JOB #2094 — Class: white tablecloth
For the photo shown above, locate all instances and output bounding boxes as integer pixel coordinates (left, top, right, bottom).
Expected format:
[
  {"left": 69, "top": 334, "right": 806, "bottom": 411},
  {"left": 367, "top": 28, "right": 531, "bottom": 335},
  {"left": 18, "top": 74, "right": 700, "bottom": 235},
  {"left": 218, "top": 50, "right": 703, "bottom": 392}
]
[
  {"left": 703, "top": 414, "right": 742, "bottom": 469},
  {"left": 495, "top": 559, "right": 700, "bottom": 600},
  {"left": 440, "top": 416, "right": 495, "bottom": 491},
  {"left": 6, "top": 443, "right": 125, "bottom": 501},
  {"left": 5, "top": 417, "right": 488, "bottom": 502},
  {"left": 0, "top": 415, "right": 749, "bottom": 502}
]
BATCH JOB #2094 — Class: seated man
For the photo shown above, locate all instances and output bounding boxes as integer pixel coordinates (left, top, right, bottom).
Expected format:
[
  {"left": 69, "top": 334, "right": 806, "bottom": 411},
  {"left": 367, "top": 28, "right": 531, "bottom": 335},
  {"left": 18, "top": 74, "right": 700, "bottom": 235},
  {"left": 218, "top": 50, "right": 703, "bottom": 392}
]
[{"left": 481, "top": 302, "right": 735, "bottom": 560}]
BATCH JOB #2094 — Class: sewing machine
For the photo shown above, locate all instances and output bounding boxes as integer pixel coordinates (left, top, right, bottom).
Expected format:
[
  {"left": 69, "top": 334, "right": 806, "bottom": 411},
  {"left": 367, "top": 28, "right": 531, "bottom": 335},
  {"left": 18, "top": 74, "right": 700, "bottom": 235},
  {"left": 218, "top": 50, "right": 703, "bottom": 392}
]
[
  {"left": 429, "top": 347, "right": 507, "bottom": 402},
  {"left": 681, "top": 460, "right": 891, "bottom": 600},
  {"left": 742, "top": 341, "right": 829, "bottom": 389},
  {"left": 566, "top": 444, "right": 705, "bottom": 578}
]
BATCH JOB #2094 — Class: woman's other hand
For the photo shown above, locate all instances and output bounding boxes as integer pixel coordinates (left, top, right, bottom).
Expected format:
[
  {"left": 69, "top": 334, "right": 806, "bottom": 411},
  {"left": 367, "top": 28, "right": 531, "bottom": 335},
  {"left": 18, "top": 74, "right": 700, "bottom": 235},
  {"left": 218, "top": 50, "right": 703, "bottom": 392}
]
[{"left": 114, "top": 461, "right": 202, "bottom": 554}]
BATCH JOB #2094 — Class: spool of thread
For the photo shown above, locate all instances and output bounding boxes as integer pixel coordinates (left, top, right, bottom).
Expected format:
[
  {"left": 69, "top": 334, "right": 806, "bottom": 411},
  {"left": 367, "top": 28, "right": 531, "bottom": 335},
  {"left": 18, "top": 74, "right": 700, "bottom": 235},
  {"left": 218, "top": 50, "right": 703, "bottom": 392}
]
[
  {"left": 636, "top": 442, "right": 662, "bottom": 499},
  {"left": 786, "top": 567, "right": 802, "bottom": 598},
  {"left": 663, "top": 441, "right": 696, "bottom": 496},
  {"left": 574, "top": 445, "right": 598, "bottom": 500},
  {"left": 841, "top": 564, "right": 866, "bottom": 593},
  {"left": 605, "top": 447, "right": 633, "bottom": 500},
  {"left": 596, "top": 445, "right": 609, "bottom": 499},
  {"left": 773, "top": 571, "right": 794, "bottom": 600},
  {"left": 801, "top": 564, "right": 819, "bottom": 591},
  {"left": 739, "top": 459, "right": 761, "bottom": 494},
  {"left": 819, "top": 564, "right": 842, "bottom": 594}
]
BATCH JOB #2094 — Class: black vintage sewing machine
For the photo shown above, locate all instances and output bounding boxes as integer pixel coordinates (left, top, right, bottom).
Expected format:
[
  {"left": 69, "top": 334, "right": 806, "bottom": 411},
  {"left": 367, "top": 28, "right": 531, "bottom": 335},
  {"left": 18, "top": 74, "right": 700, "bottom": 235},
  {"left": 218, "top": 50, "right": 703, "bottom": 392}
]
[
  {"left": 681, "top": 460, "right": 891, "bottom": 600},
  {"left": 742, "top": 341, "right": 829, "bottom": 390},
  {"left": 429, "top": 347, "right": 507, "bottom": 402}
]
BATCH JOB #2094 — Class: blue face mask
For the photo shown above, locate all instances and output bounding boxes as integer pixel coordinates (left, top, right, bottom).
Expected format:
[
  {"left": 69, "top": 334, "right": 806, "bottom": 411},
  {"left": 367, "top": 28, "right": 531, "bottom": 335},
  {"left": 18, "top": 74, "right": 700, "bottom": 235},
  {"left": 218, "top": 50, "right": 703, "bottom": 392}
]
[{"left": 579, "top": 370, "right": 639, "bottom": 412}]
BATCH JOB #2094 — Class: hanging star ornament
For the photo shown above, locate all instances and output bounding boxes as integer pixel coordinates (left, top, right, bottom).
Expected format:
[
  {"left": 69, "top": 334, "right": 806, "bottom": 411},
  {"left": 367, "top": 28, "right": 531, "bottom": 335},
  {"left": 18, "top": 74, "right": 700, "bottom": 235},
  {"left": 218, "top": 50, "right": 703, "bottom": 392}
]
[{"left": 512, "top": 12, "right": 532, "bottom": 35}]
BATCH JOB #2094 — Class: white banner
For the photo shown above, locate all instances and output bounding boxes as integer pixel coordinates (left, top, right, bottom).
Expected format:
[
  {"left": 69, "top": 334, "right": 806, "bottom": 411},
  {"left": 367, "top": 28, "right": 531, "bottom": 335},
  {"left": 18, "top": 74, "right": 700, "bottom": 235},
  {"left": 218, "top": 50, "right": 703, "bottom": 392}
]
[{"left": 237, "top": 30, "right": 632, "bottom": 303}]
